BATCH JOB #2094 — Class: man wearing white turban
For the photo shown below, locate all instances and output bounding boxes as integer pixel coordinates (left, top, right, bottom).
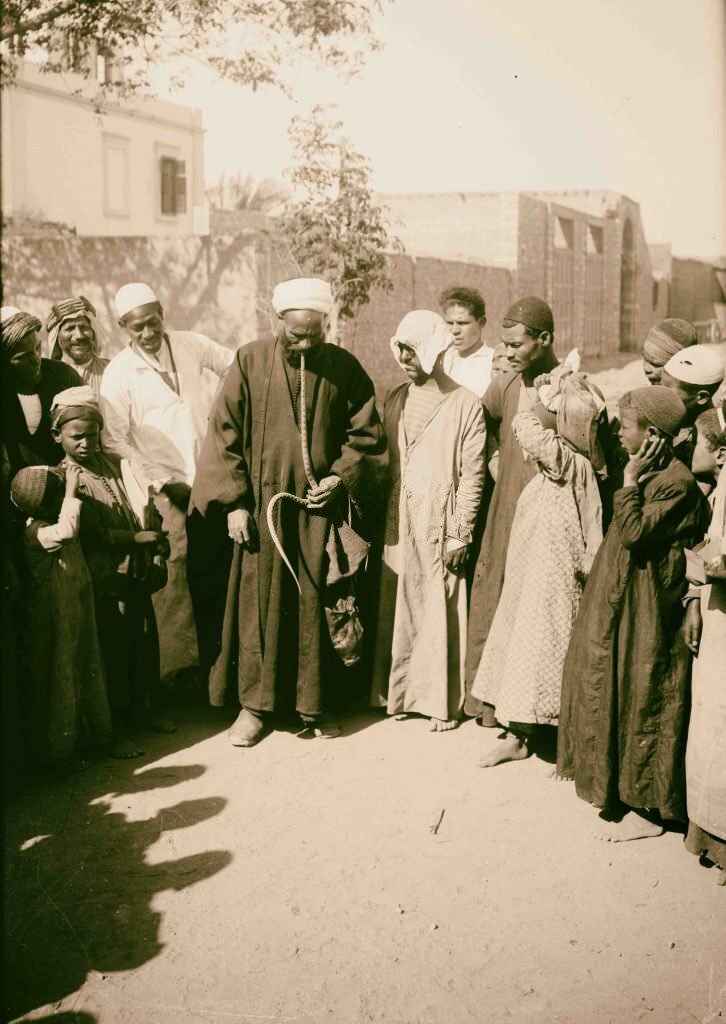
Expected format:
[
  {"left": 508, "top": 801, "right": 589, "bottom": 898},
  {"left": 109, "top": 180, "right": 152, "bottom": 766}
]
[
  {"left": 370, "top": 310, "right": 487, "bottom": 730},
  {"left": 100, "top": 283, "right": 235, "bottom": 681},
  {"left": 190, "top": 277, "right": 387, "bottom": 747}
]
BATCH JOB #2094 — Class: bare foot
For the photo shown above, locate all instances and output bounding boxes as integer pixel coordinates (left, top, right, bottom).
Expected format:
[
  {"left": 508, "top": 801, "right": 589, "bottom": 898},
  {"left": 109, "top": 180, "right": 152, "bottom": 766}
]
[
  {"left": 393, "top": 713, "right": 413, "bottom": 721},
  {"left": 111, "top": 734, "right": 144, "bottom": 759},
  {"left": 716, "top": 868, "right": 726, "bottom": 887},
  {"left": 477, "top": 733, "right": 529, "bottom": 767},
  {"left": 429, "top": 718, "right": 459, "bottom": 732},
  {"left": 593, "top": 811, "right": 664, "bottom": 842}
]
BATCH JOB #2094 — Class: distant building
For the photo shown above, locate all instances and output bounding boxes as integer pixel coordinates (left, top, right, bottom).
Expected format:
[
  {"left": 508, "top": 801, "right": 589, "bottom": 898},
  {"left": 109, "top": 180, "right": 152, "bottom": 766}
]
[
  {"left": 378, "top": 190, "right": 664, "bottom": 356},
  {"left": 2, "top": 60, "right": 206, "bottom": 237}
]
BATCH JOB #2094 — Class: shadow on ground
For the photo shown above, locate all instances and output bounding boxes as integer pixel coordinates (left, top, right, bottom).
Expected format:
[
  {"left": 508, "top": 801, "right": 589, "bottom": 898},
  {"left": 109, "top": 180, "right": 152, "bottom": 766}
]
[{"left": 2, "top": 704, "right": 233, "bottom": 1023}]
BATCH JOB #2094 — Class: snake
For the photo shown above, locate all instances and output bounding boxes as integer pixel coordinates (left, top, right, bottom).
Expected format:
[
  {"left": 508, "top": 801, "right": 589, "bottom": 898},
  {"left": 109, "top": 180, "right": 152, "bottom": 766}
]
[{"left": 266, "top": 351, "right": 318, "bottom": 594}]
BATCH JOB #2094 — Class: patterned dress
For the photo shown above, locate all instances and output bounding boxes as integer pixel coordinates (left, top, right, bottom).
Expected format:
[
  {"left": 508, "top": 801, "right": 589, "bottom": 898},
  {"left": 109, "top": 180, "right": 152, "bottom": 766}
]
[{"left": 471, "top": 412, "right": 603, "bottom": 726}]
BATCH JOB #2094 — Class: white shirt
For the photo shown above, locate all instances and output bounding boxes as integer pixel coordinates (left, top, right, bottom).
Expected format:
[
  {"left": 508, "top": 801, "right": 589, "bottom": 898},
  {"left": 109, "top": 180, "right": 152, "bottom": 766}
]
[
  {"left": 100, "top": 330, "right": 234, "bottom": 492},
  {"left": 442, "top": 345, "right": 494, "bottom": 398},
  {"left": 18, "top": 393, "right": 43, "bottom": 435}
]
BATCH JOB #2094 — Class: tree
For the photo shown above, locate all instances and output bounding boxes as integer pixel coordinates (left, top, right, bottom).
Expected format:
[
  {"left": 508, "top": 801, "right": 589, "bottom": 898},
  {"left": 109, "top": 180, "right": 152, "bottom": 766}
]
[
  {"left": 281, "top": 104, "right": 402, "bottom": 337},
  {"left": 1, "top": 1, "right": 388, "bottom": 95}
]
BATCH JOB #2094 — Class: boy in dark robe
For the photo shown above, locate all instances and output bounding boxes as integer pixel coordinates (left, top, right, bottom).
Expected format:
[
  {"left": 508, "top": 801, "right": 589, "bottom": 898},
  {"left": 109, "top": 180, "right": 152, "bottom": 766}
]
[
  {"left": 190, "top": 278, "right": 387, "bottom": 748},
  {"left": 557, "top": 386, "right": 711, "bottom": 841}
]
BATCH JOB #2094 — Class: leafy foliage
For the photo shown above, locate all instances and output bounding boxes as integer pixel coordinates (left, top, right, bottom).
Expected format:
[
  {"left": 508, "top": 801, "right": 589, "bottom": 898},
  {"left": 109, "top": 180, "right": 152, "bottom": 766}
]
[
  {"left": 1, "top": 1, "right": 387, "bottom": 95},
  {"left": 282, "top": 105, "right": 402, "bottom": 323}
]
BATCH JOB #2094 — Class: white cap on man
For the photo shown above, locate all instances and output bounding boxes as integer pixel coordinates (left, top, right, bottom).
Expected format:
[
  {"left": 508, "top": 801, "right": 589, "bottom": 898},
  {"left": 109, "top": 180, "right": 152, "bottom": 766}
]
[
  {"left": 664, "top": 344, "right": 725, "bottom": 386},
  {"left": 115, "top": 283, "right": 160, "bottom": 321},
  {"left": 271, "top": 278, "right": 333, "bottom": 316}
]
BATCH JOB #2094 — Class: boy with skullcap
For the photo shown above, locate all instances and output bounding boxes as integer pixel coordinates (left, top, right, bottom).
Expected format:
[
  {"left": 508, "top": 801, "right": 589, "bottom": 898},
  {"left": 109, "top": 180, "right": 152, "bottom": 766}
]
[
  {"left": 641, "top": 318, "right": 698, "bottom": 386},
  {"left": 661, "top": 343, "right": 725, "bottom": 465},
  {"left": 557, "top": 386, "right": 710, "bottom": 841}
]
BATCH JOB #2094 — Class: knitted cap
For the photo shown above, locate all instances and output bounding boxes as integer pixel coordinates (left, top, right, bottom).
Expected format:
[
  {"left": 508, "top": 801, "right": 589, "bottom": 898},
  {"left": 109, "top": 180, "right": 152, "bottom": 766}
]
[
  {"left": 502, "top": 296, "right": 554, "bottom": 336},
  {"left": 627, "top": 386, "right": 687, "bottom": 437},
  {"left": 10, "top": 466, "right": 63, "bottom": 517}
]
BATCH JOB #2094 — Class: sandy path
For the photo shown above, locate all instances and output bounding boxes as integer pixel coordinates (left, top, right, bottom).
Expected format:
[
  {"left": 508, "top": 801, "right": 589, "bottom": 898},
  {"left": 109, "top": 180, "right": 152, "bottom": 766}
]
[{"left": 4, "top": 703, "right": 724, "bottom": 1024}]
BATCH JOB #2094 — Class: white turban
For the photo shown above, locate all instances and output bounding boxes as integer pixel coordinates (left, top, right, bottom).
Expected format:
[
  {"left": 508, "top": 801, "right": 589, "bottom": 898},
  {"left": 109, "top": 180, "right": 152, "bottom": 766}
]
[
  {"left": 115, "top": 282, "right": 160, "bottom": 320},
  {"left": 272, "top": 278, "right": 333, "bottom": 316},
  {"left": 664, "top": 344, "right": 725, "bottom": 386},
  {"left": 390, "top": 310, "right": 452, "bottom": 375},
  {"left": 1, "top": 306, "right": 22, "bottom": 322}
]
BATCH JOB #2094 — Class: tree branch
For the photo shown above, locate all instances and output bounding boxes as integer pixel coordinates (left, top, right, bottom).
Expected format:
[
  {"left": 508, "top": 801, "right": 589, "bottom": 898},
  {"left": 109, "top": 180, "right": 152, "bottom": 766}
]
[{"left": 2, "top": 1, "right": 80, "bottom": 42}]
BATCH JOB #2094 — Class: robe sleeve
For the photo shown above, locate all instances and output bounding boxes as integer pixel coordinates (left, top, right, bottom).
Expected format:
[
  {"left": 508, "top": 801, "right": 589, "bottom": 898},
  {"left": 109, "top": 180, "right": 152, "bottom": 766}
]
[
  {"left": 512, "top": 411, "right": 574, "bottom": 481},
  {"left": 613, "top": 476, "right": 700, "bottom": 551},
  {"left": 329, "top": 359, "right": 388, "bottom": 517},
  {"left": 35, "top": 497, "right": 82, "bottom": 551},
  {"left": 193, "top": 332, "right": 236, "bottom": 378},
  {"left": 189, "top": 350, "right": 254, "bottom": 517},
  {"left": 450, "top": 399, "right": 487, "bottom": 544}
]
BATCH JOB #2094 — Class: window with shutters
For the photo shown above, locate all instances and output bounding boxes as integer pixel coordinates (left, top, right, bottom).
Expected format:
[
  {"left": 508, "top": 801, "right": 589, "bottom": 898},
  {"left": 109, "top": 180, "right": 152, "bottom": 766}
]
[{"left": 160, "top": 157, "right": 187, "bottom": 215}]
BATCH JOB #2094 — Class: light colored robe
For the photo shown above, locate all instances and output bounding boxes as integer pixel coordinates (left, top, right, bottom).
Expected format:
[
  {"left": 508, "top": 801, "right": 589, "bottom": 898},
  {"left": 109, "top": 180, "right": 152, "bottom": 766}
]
[
  {"left": 471, "top": 412, "right": 603, "bottom": 726},
  {"left": 371, "top": 380, "right": 486, "bottom": 720},
  {"left": 686, "top": 471, "right": 726, "bottom": 840},
  {"left": 100, "top": 330, "right": 234, "bottom": 676}
]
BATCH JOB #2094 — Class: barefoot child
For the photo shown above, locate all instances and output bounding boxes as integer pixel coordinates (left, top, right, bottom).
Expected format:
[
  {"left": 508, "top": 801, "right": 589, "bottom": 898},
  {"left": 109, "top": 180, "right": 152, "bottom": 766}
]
[
  {"left": 557, "top": 386, "right": 710, "bottom": 841},
  {"left": 471, "top": 370, "right": 605, "bottom": 767},
  {"left": 370, "top": 311, "right": 486, "bottom": 731},
  {"left": 50, "top": 386, "right": 173, "bottom": 758},
  {"left": 682, "top": 407, "right": 726, "bottom": 882},
  {"left": 10, "top": 461, "right": 111, "bottom": 765}
]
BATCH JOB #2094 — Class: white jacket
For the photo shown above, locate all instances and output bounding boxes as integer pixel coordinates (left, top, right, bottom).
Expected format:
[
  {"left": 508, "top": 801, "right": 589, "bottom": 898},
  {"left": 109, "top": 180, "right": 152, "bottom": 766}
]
[{"left": 100, "top": 330, "right": 234, "bottom": 492}]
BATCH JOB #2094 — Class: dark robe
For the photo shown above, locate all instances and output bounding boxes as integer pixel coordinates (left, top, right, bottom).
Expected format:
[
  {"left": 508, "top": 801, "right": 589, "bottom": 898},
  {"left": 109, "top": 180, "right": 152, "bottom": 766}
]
[
  {"left": 556, "top": 457, "right": 710, "bottom": 821},
  {"left": 190, "top": 338, "right": 387, "bottom": 716},
  {"left": 464, "top": 358, "right": 557, "bottom": 715},
  {"left": 1, "top": 359, "right": 82, "bottom": 475}
]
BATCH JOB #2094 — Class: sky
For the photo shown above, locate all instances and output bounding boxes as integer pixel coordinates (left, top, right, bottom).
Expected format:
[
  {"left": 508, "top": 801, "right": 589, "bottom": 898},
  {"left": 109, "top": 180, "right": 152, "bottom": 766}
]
[{"left": 150, "top": 0, "right": 725, "bottom": 261}]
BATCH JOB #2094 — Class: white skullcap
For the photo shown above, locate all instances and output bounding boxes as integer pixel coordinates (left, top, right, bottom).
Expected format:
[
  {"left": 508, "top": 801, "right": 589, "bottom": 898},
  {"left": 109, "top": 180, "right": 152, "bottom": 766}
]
[
  {"left": 664, "top": 344, "right": 725, "bottom": 386},
  {"left": 1, "top": 306, "right": 22, "bottom": 322},
  {"left": 272, "top": 278, "right": 333, "bottom": 316},
  {"left": 390, "top": 310, "right": 452, "bottom": 375},
  {"left": 115, "top": 282, "right": 160, "bottom": 320}
]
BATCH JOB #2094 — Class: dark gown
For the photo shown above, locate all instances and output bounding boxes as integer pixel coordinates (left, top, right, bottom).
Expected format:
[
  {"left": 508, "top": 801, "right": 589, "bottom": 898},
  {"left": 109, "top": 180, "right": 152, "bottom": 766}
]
[
  {"left": 556, "top": 457, "right": 710, "bottom": 821},
  {"left": 1, "top": 359, "right": 82, "bottom": 475},
  {"left": 190, "top": 339, "right": 387, "bottom": 716}
]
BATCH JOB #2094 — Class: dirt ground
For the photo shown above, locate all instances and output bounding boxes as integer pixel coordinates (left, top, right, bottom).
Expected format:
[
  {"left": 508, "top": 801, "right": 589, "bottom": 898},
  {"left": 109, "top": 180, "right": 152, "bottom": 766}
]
[
  {"left": 4, "top": 696, "right": 725, "bottom": 1024},
  {"left": 5, "top": 353, "right": 726, "bottom": 1024}
]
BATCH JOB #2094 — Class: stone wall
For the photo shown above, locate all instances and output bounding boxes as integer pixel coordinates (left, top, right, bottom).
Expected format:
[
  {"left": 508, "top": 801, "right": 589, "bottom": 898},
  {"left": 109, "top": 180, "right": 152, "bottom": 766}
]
[{"left": 1, "top": 232, "right": 262, "bottom": 355}]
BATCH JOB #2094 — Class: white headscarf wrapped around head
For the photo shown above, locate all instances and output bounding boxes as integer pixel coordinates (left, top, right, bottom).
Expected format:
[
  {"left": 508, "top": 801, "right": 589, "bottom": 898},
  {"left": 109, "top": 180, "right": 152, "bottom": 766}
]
[
  {"left": 390, "top": 310, "right": 452, "bottom": 375},
  {"left": 272, "top": 278, "right": 333, "bottom": 316}
]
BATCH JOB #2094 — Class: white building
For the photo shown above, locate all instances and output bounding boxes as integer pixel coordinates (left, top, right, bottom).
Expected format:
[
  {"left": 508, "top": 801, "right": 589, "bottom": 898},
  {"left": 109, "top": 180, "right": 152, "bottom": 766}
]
[{"left": 2, "top": 60, "right": 206, "bottom": 236}]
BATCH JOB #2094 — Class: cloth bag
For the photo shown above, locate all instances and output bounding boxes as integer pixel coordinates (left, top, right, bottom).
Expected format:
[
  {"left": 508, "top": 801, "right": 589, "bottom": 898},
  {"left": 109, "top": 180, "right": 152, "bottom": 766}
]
[{"left": 324, "top": 520, "right": 370, "bottom": 668}]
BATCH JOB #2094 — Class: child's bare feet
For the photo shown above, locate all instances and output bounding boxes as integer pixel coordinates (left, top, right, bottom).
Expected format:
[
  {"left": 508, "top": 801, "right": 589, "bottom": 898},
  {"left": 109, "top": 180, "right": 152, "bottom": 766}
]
[
  {"left": 429, "top": 717, "right": 459, "bottom": 732},
  {"left": 593, "top": 811, "right": 664, "bottom": 842},
  {"left": 477, "top": 733, "right": 529, "bottom": 767},
  {"left": 111, "top": 734, "right": 144, "bottom": 759}
]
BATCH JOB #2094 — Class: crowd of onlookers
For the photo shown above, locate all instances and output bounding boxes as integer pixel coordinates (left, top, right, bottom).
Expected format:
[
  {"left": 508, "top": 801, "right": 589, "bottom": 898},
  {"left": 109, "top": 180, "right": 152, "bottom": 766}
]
[{"left": 1, "top": 280, "right": 724, "bottom": 884}]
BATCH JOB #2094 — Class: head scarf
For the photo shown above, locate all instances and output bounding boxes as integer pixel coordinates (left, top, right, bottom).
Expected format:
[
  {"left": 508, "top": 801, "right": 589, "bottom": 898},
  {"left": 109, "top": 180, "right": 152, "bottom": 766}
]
[
  {"left": 50, "top": 385, "right": 104, "bottom": 430},
  {"left": 46, "top": 295, "right": 106, "bottom": 364},
  {"left": 556, "top": 373, "right": 608, "bottom": 471},
  {"left": 10, "top": 465, "right": 64, "bottom": 518},
  {"left": 0, "top": 307, "right": 42, "bottom": 359},
  {"left": 502, "top": 296, "right": 554, "bottom": 336},
  {"left": 272, "top": 278, "right": 333, "bottom": 316},
  {"left": 390, "top": 310, "right": 452, "bottom": 375},
  {"left": 642, "top": 319, "right": 697, "bottom": 366},
  {"left": 663, "top": 344, "right": 724, "bottom": 386},
  {"left": 115, "top": 282, "right": 160, "bottom": 321},
  {"left": 627, "top": 386, "right": 686, "bottom": 437}
]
